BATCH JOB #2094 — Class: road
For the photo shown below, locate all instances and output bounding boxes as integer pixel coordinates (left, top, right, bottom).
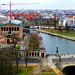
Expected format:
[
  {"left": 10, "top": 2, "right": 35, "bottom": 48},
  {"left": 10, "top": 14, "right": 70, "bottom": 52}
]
[
  {"left": 52, "top": 57, "right": 75, "bottom": 63},
  {"left": 13, "top": 58, "right": 40, "bottom": 64}
]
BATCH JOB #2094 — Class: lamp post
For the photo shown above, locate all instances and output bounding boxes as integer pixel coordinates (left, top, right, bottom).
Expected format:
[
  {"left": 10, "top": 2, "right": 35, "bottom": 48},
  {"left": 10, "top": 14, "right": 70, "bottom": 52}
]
[
  {"left": 56, "top": 46, "right": 61, "bottom": 62},
  {"left": 56, "top": 46, "right": 58, "bottom": 54},
  {"left": 59, "top": 55, "right": 61, "bottom": 62}
]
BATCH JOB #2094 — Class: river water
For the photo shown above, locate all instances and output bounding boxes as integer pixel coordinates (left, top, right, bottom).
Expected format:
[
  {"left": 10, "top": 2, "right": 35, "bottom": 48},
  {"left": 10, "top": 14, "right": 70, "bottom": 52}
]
[{"left": 30, "top": 30, "right": 75, "bottom": 54}]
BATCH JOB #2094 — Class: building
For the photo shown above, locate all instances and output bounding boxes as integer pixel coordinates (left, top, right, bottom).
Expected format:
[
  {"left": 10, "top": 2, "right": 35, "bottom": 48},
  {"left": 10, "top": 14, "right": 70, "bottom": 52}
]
[
  {"left": 0, "top": 19, "right": 23, "bottom": 44},
  {"left": 59, "top": 16, "right": 75, "bottom": 26},
  {"left": 0, "top": 15, "right": 8, "bottom": 23}
]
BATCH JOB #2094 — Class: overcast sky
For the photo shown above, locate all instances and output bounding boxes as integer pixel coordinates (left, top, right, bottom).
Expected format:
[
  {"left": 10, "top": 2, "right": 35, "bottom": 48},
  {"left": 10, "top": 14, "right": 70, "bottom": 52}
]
[{"left": 0, "top": 0, "right": 75, "bottom": 10}]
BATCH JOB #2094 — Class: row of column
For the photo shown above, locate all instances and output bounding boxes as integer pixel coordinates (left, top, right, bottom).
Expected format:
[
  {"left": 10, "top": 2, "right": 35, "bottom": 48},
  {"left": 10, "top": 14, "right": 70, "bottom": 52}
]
[
  {"left": 0, "top": 51, "right": 46, "bottom": 58},
  {"left": 27, "top": 52, "right": 46, "bottom": 58}
]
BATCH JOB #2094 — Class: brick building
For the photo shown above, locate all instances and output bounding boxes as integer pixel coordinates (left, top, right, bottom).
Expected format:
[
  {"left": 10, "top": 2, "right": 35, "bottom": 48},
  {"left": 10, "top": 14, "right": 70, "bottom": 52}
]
[{"left": 0, "top": 19, "right": 23, "bottom": 44}]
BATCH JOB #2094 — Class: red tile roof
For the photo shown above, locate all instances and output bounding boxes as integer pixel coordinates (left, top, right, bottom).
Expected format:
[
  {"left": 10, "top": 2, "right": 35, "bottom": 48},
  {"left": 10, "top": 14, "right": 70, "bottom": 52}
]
[
  {"left": 68, "top": 16, "right": 73, "bottom": 18},
  {"left": 25, "top": 15, "right": 33, "bottom": 19},
  {"left": 5, "top": 13, "right": 35, "bottom": 16}
]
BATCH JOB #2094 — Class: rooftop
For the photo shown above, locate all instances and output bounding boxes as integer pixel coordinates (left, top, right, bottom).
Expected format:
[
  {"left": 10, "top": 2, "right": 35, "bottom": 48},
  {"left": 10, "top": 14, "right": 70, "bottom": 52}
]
[{"left": 0, "top": 19, "right": 23, "bottom": 26}]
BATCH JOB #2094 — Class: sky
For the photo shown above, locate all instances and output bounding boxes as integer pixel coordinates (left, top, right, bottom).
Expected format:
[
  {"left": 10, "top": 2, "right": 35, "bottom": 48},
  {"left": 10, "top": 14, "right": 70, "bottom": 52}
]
[{"left": 0, "top": 0, "right": 75, "bottom": 10}]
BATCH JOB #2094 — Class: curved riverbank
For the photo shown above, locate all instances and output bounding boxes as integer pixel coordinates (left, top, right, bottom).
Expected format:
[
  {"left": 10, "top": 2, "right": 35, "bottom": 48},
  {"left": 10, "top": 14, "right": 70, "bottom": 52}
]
[{"left": 32, "top": 29, "right": 75, "bottom": 41}]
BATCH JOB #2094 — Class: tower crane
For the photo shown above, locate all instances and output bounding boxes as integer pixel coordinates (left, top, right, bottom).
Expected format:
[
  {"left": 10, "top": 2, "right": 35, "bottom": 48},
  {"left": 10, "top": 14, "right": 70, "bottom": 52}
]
[{"left": 2, "top": 2, "right": 40, "bottom": 20}]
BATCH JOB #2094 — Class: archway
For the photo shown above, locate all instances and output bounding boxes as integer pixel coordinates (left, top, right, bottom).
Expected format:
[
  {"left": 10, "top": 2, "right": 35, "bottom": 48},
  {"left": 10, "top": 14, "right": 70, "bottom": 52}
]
[
  {"left": 7, "top": 39, "right": 10, "bottom": 43},
  {"left": 63, "top": 66, "right": 75, "bottom": 75},
  {"left": 24, "top": 26, "right": 30, "bottom": 29}
]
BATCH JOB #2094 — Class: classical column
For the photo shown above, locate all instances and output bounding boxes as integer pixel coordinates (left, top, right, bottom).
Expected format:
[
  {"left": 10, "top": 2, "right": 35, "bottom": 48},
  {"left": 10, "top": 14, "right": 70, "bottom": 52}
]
[
  {"left": 31, "top": 52, "right": 32, "bottom": 57},
  {"left": 34, "top": 52, "right": 35, "bottom": 57},
  {"left": 28, "top": 52, "right": 29, "bottom": 57},
  {"left": 44, "top": 52, "right": 46, "bottom": 57},
  {"left": 3, "top": 27, "right": 4, "bottom": 31},
  {"left": 39, "top": 52, "right": 41, "bottom": 57},
  {"left": 36, "top": 52, "right": 38, "bottom": 57}
]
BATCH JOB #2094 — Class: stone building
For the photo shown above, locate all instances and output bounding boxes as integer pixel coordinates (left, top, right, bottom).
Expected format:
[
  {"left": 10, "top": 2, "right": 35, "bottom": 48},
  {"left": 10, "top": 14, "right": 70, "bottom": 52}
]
[{"left": 0, "top": 19, "right": 23, "bottom": 44}]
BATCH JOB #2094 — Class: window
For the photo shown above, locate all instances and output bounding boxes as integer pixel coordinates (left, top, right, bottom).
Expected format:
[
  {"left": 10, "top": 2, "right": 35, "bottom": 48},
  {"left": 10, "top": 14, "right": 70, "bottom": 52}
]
[
  {"left": 12, "top": 27, "right": 13, "bottom": 31},
  {"left": 15, "top": 27, "right": 16, "bottom": 31},
  {"left": 9, "top": 27, "right": 11, "bottom": 31},
  {"left": 17, "top": 27, "right": 19, "bottom": 31},
  {"left": 1, "top": 27, "right": 3, "bottom": 31},
  {"left": 4, "top": 27, "right": 5, "bottom": 31},
  {"left": 7, "top": 27, "right": 8, "bottom": 31}
]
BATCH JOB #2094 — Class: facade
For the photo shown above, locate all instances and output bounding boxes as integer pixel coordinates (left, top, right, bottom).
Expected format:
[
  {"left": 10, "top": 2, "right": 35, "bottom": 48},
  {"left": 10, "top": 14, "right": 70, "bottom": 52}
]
[
  {"left": 0, "top": 19, "right": 23, "bottom": 44},
  {"left": 59, "top": 16, "right": 75, "bottom": 26}
]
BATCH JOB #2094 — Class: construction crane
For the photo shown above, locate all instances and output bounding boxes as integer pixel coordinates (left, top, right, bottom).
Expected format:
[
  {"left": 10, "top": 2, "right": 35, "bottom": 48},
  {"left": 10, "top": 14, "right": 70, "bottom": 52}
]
[{"left": 2, "top": 2, "right": 40, "bottom": 20}]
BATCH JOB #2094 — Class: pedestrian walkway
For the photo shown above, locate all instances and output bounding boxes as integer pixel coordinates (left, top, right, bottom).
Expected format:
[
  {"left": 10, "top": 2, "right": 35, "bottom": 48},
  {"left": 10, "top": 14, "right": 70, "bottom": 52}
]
[
  {"left": 0, "top": 43, "right": 11, "bottom": 48},
  {"left": 29, "top": 66, "right": 50, "bottom": 75},
  {"left": 52, "top": 54, "right": 75, "bottom": 59},
  {"left": 41, "top": 56, "right": 63, "bottom": 75},
  {"left": 33, "top": 29, "right": 75, "bottom": 41}
]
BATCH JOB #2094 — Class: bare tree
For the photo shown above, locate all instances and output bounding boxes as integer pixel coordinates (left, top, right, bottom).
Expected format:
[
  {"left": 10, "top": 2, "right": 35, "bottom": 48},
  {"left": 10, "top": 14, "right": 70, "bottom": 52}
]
[
  {"left": 23, "top": 35, "right": 29, "bottom": 67},
  {"left": 28, "top": 33, "right": 40, "bottom": 49},
  {"left": 11, "top": 34, "right": 20, "bottom": 48},
  {"left": 0, "top": 51, "right": 15, "bottom": 75}
]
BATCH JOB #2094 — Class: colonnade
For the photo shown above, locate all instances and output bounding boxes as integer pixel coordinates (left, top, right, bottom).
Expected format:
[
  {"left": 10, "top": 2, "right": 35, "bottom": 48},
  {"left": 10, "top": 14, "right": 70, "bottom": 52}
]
[{"left": 0, "top": 50, "right": 46, "bottom": 58}]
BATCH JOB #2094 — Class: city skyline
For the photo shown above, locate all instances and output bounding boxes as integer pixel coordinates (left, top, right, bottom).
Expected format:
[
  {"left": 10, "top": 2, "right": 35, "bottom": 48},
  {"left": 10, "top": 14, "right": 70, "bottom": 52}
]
[{"left": 0, "top": 0, "right": 75, "bottom": 10}]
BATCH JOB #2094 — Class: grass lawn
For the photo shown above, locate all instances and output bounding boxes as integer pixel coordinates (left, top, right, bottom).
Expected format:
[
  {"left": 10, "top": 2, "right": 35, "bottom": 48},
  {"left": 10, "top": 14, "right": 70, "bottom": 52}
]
[
  {"left": 16, "top": 66, "right": 33, "bottom": 75},
  {"left": 41, "top": 29, "right": 75, "bottom": 37},
  {"left": 11, "top": 46, "right": 21, "bottom": 49},
  {"left": 38, "top": 70, "right": 56, "bottom": 75},
  {"left": 15, "top": 46, "right": 21, "bottom": 49}
]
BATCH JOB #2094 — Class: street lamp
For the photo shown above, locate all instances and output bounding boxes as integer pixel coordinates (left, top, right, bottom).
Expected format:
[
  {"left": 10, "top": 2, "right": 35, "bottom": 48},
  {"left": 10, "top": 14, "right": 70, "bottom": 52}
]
[
  {"left": 56, "top": 46, "right": 61, "bottom": 62},
  {"left": 56, "top": 46, "right": 58, "bottom": 54}
]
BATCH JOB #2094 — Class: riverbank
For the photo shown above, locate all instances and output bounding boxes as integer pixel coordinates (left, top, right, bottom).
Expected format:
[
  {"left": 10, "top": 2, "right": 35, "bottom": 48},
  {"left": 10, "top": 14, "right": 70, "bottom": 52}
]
[{"left": 32, "top": 29, "right": 75, "bottom": 41}]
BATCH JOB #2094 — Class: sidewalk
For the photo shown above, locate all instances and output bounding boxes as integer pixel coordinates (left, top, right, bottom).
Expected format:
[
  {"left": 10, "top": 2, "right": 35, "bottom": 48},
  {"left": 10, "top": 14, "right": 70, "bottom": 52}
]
[
  {"left": 41, "top": 56, "right": 63, "bottom": 75},
  {"left": 33, "top": 29, "right": 75, "bottom": 41},
  {"left": 29, "top": 66, "right": 50, "bottom": 75}
]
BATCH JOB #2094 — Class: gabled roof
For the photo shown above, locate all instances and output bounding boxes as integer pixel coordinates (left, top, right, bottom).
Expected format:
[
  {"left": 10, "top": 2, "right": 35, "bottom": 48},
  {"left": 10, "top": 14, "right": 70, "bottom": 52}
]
[{"left": 0, "top": 19, "right": 23, "bottom": 26}]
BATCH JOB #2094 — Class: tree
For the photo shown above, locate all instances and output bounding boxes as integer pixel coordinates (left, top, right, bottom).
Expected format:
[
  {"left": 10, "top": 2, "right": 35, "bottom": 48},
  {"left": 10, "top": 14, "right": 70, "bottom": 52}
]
[
  {"left": 15, "top": 50, "right": 19, "bottom": 70},
  {"left": 0, "top": 50, "right": 15, "bottom": 75},
  {"left": 28, "top": 33, "right": 40, "bottom": 49},
  {"left": 11, "top": 34, "right": 20, "bottom": 48},
  {"left": 23, "top": 35, "right": 29, "bottom": 67},
  {"left": 65, "top": 23, "right": 70, "bottom": 33}
]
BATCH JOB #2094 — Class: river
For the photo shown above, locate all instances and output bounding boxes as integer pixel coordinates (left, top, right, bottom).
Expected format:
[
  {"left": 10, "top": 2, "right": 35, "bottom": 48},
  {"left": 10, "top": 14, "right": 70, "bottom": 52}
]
[{"left": 30, "top": 30, "right": 75, "bottom": 54}]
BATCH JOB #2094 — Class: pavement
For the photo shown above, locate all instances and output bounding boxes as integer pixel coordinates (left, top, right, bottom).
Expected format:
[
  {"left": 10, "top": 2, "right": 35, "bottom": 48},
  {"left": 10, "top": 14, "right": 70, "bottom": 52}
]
[
  {"left": 13, "top": 58, "right": 40, "bottom": 64},
  {"left": 41, "top": 56, "right": 63, "bottom": 75},
  {"left": 51, "top": 54, "right": 75, "bottom": 63},
  {"left": 29, "top": 66, "right": 50, "bottom": 75},
  {"left": 32, "top": 29, "right": 75, "bottom": 41},
  {"left": 0, "top": 44, "right": 11, "bottom": 48}
]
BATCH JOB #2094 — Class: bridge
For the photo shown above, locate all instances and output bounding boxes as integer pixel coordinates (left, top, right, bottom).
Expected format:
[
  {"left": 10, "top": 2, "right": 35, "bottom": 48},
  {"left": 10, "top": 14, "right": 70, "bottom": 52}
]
[
  {"left": 42, "top": 53, "right": 75, "bottom": 73},
  {"left": 48, "top": 53, "right": 75, "bottom": 71},
  {"left": 61, "top": 62, "right": 75, "bottom": 69}
]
